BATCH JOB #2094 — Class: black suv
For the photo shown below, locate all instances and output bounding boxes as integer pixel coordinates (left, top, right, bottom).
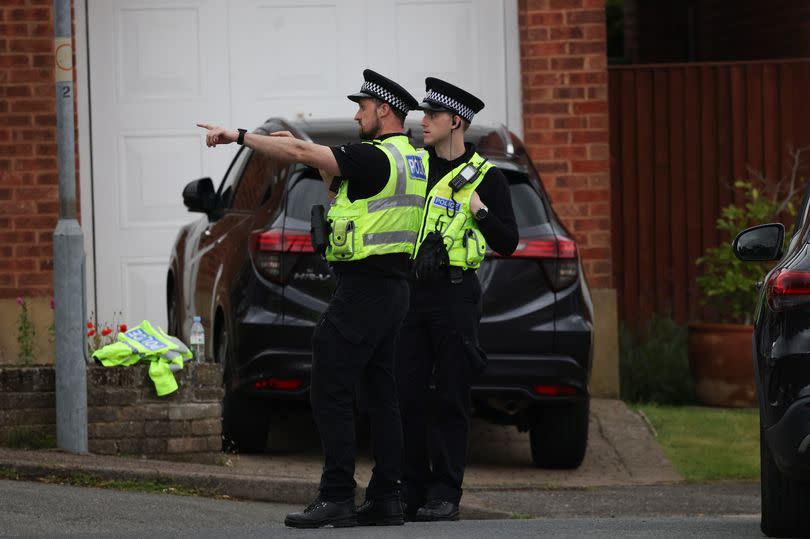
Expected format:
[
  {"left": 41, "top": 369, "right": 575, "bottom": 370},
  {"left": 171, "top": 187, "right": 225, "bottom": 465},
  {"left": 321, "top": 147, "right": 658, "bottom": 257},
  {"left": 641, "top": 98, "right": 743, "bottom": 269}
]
[
  {"left": 169, "top": 118, "right": 593, "bottom": 468},
  {"left": 733, "top": 188, "right": 810, "bottom": 537}
]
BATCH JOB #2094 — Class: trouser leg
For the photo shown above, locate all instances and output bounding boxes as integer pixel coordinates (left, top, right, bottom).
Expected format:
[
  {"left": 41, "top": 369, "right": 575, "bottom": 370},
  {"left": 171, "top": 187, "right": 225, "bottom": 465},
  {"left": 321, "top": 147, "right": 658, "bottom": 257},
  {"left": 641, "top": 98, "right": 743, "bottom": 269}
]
[
  {"left": 310, "top": 316, "right": 371, "bottom": 502},
  {"left": 396, "top": 307, "right": 433, "bottom": 507},
  {"left": 426, "top": 275, "right": 482, "bottom": 504}
]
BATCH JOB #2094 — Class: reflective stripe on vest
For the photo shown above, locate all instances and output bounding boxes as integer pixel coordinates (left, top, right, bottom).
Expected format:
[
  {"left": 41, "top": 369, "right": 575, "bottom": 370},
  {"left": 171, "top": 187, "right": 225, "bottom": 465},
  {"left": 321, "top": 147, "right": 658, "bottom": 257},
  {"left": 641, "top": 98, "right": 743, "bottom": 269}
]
[
  {"left": 325, "top": 135, "right": 428, "bottom": 262},
  {"left": 416, "top": 151, "right": 494, "bottom": 270}
]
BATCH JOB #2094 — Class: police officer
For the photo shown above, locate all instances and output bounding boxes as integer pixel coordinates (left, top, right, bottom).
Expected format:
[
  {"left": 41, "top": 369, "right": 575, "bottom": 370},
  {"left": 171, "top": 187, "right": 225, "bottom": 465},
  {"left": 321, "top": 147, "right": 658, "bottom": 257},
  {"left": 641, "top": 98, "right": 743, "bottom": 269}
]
[
  {"left": 198, "top": 69, "right": 426, "bottom": 528},
  {"left": 397, "top": 78, "right": 518, "bottom": 521}
]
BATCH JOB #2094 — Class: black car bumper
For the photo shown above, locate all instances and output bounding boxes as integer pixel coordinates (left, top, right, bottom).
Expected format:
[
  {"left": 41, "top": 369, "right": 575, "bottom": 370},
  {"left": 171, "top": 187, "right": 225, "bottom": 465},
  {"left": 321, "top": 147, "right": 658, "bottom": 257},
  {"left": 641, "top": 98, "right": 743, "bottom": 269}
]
[
  {"left": 472, "top": 354, "right": 589, "bottom": 400},
  {"left": 766, "top": 395, "right": 810, "bottom": 480}
]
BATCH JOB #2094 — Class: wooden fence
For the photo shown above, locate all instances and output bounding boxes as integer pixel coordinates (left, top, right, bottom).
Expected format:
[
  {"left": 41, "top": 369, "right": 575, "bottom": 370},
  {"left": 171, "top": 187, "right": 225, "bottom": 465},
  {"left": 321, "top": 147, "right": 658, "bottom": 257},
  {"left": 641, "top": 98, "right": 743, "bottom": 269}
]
[{"left": 609, "top": 59, "right": 810, "bottom": 325}]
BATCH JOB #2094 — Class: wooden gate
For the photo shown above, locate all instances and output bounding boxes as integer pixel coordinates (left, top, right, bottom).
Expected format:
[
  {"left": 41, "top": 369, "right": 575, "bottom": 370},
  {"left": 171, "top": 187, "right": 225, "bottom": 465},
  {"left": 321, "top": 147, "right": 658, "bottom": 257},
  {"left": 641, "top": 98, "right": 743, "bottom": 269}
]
[{"left": 609, "top": 59, "right": 810, "bottom": 325}]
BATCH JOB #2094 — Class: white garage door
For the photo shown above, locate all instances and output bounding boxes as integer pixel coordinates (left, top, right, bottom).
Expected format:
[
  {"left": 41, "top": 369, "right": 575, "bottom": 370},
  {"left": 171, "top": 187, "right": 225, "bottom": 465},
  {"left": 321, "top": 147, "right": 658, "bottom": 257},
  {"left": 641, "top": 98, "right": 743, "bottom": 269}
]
[{"left": 87, "top": 0, "right": 517, "bottom": 327}]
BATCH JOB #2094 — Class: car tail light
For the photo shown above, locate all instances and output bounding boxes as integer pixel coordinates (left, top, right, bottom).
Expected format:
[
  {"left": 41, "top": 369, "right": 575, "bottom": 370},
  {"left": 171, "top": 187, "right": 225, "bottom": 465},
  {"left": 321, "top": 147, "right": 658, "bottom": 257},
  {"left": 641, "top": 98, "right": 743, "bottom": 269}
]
[
  {"left": 254, "top": 377, "right": 304, "bottom": 391},
  {"left": 251, "top": 229, "right": 313, "bottom": 283},
  {"left": 495, "top": 236, "right": 578, "bottom": 291},
  {"left": 533, "top": 384, "right": 578, "bottom": 396},
  {"left": 766, "top": 269, "right": 810, "bottom": 310}
]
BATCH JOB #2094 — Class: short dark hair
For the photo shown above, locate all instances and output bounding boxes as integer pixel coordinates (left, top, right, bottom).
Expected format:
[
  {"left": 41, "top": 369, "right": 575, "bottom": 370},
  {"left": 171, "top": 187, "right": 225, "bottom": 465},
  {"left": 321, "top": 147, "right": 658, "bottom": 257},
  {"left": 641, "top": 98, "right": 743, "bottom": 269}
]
[{"left": 373, "top": 98, "right": 406, "bottom": 125}]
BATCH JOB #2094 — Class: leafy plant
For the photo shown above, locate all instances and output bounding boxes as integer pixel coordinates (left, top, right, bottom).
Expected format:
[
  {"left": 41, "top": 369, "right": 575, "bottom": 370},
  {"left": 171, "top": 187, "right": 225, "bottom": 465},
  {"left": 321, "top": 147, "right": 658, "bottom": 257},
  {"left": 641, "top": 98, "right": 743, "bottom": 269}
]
[
  {"left": 620, "top": 315, "right": 696, "bottom": 405},
  {"left": 15, "top": 297, "right": 35, "bottom": 365},
  {"left": 696, "top": 150, "right": 807, "bottom": 324},
  {"left": 86, "top": 311, "right": 128, "bottom": 356}
]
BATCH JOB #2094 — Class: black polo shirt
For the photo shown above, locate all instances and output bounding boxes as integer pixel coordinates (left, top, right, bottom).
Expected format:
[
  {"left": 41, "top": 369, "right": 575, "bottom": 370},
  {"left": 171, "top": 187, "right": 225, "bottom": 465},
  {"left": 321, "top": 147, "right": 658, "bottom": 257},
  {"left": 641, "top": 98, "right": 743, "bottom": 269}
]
[{"left": 328, "top": 133, "right": 412, "bottom": 279}]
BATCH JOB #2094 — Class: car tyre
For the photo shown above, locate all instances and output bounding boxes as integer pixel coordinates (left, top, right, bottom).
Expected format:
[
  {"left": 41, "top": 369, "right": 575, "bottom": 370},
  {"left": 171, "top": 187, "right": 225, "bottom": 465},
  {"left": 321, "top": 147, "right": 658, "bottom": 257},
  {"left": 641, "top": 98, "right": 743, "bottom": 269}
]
[
  {"left": 529, "top": 398, "right": 589, "bottom": 469},
  {"left": 760, "top": 415, "right": 810, "bottom": 537},
  {"left": 218, "top": 325, "right": 270, "bottom": 454}
]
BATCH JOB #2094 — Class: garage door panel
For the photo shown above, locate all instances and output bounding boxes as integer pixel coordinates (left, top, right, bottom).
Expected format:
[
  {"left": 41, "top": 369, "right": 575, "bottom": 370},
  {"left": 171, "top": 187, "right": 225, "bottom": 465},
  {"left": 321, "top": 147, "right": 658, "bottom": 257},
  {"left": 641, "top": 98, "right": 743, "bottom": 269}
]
[
  {"left": 118, "top": 6, "right": 202, "bottom": 101},
  {"left": 119, "top": 132, "right": 204, "bottom": 230}
]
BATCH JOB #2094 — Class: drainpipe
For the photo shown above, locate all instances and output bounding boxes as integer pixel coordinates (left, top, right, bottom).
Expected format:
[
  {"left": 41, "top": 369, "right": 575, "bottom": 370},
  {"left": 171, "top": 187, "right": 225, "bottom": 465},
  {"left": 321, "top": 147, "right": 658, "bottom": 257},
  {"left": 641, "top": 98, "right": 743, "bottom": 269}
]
[{"left": 53, "top": 0, "right": 88, "bottom": 453}]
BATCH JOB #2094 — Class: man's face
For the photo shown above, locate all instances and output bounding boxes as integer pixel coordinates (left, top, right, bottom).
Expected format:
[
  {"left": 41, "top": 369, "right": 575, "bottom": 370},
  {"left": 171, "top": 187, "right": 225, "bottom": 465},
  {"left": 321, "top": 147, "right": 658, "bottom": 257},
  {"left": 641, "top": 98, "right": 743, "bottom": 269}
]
[
  {"left": 354, "top": 97, "right": 382, "bottom": 140},
  {"left": 421, "top": 110, "right": 454, "bottom": 146}
]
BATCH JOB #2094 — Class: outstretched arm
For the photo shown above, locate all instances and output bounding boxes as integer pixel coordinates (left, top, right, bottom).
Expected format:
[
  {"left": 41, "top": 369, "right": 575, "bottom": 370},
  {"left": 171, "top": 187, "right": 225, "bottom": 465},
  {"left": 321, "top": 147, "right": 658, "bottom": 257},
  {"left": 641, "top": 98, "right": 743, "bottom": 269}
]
[{"left": 196, "top": 123, "right": 341, "bottom": 177}]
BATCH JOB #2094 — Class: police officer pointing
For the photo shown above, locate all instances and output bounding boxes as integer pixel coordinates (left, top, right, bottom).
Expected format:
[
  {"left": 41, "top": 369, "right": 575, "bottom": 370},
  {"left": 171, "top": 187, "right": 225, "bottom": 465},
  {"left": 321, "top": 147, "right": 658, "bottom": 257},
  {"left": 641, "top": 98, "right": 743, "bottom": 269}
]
[
  {"left": 198, "top": 69, "right": 426, "bottom": 528},
  {"left": 397, "top": 78, "right": 519, "bottom": 521}
]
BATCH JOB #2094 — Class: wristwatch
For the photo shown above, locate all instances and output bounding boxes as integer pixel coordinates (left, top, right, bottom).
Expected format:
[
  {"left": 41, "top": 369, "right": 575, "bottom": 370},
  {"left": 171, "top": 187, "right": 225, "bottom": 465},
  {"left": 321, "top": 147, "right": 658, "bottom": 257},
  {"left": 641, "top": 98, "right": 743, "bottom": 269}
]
[
  {"left": 474, "top": 205, "right": 489, "bottom": 221},
  {"left": 236, "top": 128, "right": 247, "bottom": 145}
]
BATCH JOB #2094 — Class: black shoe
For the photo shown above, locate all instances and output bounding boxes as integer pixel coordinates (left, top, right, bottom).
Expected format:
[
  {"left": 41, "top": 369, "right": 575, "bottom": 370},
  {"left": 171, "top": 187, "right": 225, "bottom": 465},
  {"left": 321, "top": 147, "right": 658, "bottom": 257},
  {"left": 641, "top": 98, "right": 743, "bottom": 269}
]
[
  {"left": 403, "top": 501, "right": 421, "bottom": 522},
  {"left": 284, "top": 496, "right": 357, "bottom": 528},
  {"left": 414, "top": 499, "right": 460, "bottom": 522},
  {"left": 357, "top": 497, "right": 404, "bottom": 526}
]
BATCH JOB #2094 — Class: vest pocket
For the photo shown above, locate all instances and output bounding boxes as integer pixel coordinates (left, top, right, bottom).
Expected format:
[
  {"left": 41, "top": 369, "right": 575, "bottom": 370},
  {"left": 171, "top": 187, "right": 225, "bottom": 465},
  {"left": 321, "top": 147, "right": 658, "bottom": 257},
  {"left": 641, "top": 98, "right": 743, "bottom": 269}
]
[
  {"left": 331, "top": 218, "right": 355, "bottom": 259},
  {"left": 463, "top": 228, "right": 486, "bottom": 267}
]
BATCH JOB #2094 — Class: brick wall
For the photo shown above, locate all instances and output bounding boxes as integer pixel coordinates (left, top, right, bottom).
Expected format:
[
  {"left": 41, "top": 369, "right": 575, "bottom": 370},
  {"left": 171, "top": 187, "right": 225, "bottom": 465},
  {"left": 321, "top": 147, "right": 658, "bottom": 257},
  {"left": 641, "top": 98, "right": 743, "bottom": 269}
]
[
  {"left": 0, "top": 0, "right": 78, "bottom": 300},
  {"left": 519, "top": 0, "right": 612, "bottom": 289},
  {"left": 0, "top": 364, "right": 224, "bottom": 463}
]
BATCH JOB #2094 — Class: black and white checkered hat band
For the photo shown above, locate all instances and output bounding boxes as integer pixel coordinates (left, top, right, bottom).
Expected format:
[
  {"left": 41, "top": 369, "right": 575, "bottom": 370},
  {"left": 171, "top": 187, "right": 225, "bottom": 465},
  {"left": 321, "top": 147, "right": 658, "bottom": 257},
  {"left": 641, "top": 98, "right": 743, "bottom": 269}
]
[
  {"left": 360, "top": 81, "right": 409, "bottom": 113},
  {"left": 425, "top": 90, "right": 475, "bottom": 122}
]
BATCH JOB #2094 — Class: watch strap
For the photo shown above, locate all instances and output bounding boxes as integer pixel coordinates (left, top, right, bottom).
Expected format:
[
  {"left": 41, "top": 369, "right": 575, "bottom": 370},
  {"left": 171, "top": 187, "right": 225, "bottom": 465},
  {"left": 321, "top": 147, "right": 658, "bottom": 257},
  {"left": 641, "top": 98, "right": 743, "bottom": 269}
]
[{"left": 236, "top": 128, "right": 247, "bottom": 145}]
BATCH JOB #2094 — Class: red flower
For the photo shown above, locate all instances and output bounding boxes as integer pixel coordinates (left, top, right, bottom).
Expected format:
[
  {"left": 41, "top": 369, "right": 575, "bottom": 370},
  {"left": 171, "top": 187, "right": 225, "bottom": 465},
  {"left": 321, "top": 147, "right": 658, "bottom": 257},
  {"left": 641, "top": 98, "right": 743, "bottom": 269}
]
[
  {"left": 16, "top": 297, "right": 24, "bottom": 306},
  {"left": 87, "top": 329, "right": 96, "bottom": 337},
  {"left": 87, "top": 321, "right": 94, "bottom": 329},
  {"left": 101, "top": 327, "right": 113, "bottom": 336},
  {"left": 119, "top": 324, "right": 127, "bottom": 332}
]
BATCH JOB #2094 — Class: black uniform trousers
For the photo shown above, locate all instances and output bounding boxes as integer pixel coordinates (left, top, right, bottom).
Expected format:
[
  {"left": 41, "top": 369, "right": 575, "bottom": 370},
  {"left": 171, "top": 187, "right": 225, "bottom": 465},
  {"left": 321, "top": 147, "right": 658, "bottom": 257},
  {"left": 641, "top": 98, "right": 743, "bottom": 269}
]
[
  {"left": 310, "top": 271, "right": 410, "bottom": 502},
  {"left": 396, "top": 270, "right": 483, "bottom": 506}
]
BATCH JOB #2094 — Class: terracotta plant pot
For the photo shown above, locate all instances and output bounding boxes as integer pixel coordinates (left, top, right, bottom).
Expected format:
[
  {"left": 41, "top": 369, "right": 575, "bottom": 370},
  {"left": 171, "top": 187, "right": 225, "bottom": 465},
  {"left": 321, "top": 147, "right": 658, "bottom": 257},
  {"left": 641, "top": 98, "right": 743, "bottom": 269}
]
[{"left": 687, "top": 322, "right": 756, "bottom": 407}]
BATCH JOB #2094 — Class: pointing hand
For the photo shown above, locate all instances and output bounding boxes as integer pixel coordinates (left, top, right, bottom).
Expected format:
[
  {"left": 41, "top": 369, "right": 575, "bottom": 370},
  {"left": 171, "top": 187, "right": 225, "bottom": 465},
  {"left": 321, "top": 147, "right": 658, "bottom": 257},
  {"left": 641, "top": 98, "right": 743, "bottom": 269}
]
[{"left": 197, "top": 123, "right": 237, "bottom": 147}]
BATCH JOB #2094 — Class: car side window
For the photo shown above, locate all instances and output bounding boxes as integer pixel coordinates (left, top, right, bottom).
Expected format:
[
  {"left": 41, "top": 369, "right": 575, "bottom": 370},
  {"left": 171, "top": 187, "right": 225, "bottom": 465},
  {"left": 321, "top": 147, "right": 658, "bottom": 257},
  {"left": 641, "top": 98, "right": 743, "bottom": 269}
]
[
  {"left": 217, "top": 147, "right": 252, "bottom": 209},
  {"left": 231, "top": 154, "right": 280, "bottom": 211},
  {"left": 285, "top": 171, "right": 330, "bottom": 220}
]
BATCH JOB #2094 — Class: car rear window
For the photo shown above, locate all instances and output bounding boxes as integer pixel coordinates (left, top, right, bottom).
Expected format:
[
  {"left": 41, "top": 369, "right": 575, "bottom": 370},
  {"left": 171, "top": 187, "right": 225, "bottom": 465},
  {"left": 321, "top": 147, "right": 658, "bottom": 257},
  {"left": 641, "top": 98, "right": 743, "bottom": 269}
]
[
  {"left": 285, "top": 173, "right": 330, "bottom": 220},
  {"left": 505, "top": 171, "right": 548, "bottom": 228}
]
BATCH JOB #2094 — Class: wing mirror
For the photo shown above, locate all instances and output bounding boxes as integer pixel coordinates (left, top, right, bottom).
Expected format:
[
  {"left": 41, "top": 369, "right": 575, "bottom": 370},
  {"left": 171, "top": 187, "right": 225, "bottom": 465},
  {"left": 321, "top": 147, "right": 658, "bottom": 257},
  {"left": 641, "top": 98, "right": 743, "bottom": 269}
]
[
  {"left": 182, "top": 177, "right": 219, "bottom": 215},
  {"left": 732, "top": 223, "right": 785, "bottom": 262}
]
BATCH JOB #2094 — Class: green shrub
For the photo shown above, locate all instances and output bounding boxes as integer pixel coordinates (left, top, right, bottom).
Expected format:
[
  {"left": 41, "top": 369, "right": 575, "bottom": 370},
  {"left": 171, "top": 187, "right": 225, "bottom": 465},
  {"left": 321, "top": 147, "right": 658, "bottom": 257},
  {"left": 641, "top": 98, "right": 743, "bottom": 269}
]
[{"left": 620, "top": 315, "right": 696, "bottom": 405}]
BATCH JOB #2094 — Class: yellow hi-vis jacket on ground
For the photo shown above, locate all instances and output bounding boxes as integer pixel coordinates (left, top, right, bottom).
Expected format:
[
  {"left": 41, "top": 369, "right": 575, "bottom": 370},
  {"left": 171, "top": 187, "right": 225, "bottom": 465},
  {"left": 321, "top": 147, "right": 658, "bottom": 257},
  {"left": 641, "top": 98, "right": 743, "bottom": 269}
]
[
  {"left": 92, "top": 320, "right": 192, "bottom": 396},
  {"left": 326, "top": 135, "right": 428, "bottom": 262}
]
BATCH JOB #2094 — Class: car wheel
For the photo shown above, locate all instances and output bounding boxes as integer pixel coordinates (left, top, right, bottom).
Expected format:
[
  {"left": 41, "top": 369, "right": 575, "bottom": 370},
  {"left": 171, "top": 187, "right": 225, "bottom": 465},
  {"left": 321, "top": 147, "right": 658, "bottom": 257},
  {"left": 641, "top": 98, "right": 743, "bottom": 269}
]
[
  {"left": 218, "top": 325, "right": 270, "bottom": 454},
  {"left": 760, "top": 414, "right": 810, "bottom": 537},
  {"left": 529, "top": 398, "right": 589, "bottom": 469}
]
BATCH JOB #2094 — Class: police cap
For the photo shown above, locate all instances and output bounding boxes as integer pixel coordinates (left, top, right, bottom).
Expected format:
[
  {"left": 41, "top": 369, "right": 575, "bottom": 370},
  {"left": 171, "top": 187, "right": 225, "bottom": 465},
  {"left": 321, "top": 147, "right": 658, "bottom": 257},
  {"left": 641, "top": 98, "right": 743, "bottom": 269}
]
[
  {"left": 418, "top": 77, "right": 485, "bottom": 123},
  {"left": 347, "top": 69, "right": 419, "bottom": 116}
]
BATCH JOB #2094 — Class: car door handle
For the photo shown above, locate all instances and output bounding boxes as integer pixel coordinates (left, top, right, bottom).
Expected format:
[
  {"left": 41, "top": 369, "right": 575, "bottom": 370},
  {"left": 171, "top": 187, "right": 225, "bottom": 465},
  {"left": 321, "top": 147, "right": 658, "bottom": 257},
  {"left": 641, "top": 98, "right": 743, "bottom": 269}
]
[{"left": 204, "top": 228, "right": 212, "bottom": 237}]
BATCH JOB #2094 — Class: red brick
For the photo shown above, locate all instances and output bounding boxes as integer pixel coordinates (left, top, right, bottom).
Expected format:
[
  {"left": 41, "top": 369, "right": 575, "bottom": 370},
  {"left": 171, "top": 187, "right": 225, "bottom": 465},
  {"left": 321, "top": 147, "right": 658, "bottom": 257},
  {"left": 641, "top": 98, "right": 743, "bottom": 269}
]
[
  {"left": 584, "top": 25, "right": 606, "bottom": 40},
  {"left": 18, "top": 272, "right": 50, "bottom": 286},
  {"left": 571, "top": 131, "right": 608, "bottom": 144},
  {"left": 551, "top": 57, "right": 585, "bottom": 70},
  {"left": 566, "top": 10, "right": 605, "bottom": 25},
  {"left": 550, "top": 27, "right": 584, "bottom": 40},
  {"left": 527, "top": 12, "right": 564, "bottom": 26},
  {"left": 549, "top": 0, "right": 582, "bottom": 8},
  {"left": 525, "top": 72, "right": 565, "bottom": 87},
  {"left": 589, "top": 203, "right": 610, "bottom": 217},
  {"left": 523, "top": 58, "right": 550, "bottom": 71},
  {"left": 15, "top": 215, "right": 56, "bottom": 229},
  {"left": 0, "top": 188, "right": 11, "bottom": 200},
  {"left": 0, "top": 200, "right": 36, "bottom": 214},
  {"left": 569, "top": 72, "right": 608, "bottom": 85},
  {"left": 0, "top": 54, "right": 29, "bottom": 67},
  {"left": 16, "top": 186, "right": 55, "bottom": 200},
  {"left": 573, "top": 189, "right": 609, "bottom": 202},
  {"left": 522, "top": 41, "right": 567, "bottom": 57},
  {"left": 573, "top": 101, "right": 608, "bottom": 115},
  {"left": 587, "top": 115, "right": 609, "bottom": 129},
  {"left": 555, "top": 175, "right": 588, "bottom": 188},
  {"left": 525, "top": 102, "right": 569, "bottom": 114},
  {"left": 534, "top": 161, "right": 570, "bottom": 173},
  {"left": 554, "top": 87, "right": 585, "bottom": 99},
  {"left": 554, "top": 146, "right": 588, "bottom": 159},
  {"left": 554, "top": 117, "right": 587, "bottom": 129},
  {"left": 0, "top": 258, "right": 36, "bottom": 272},
  {"left": 15, "top": 157, "right": 55, "bottom": 170},
  {"left": 10, "top": 100, "right": 53, "bottom": 113},
  {"left": 5, "top": 114, "right": 32, "bottom": 126},
  {"left": 7, "top": 67, "right": 51, "bottom": 82},
  {"left": 571, "top": 160, "right": 609, "bottom": 173},
  {"left": 15, "top": 244, "right": 51, "bottom": 257},
  {"left": 7, "top": 8, "right": 50, "bottom": 21},
  {"left": 524, "top": 27, "right": 549, "bottom": 41}
]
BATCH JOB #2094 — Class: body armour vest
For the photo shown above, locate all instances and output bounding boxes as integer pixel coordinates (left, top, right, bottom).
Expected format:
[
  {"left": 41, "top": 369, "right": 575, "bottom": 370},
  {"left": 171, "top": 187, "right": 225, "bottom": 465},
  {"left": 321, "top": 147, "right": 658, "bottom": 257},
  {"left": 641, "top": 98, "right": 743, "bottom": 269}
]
[
  {"left": 326, "top": 135, "right": 428, "bottom": 263},
  {"left": 416, "top": 151, "right": 494, "bottom": 270}
]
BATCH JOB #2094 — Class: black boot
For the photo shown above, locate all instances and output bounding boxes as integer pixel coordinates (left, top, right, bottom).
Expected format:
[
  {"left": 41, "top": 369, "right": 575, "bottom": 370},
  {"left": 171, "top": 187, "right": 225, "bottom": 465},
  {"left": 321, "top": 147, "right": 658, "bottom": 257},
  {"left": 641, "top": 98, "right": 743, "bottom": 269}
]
[
  {"left": 284, "top": 496, "right": 357, "bottom": 528},
  {"left": 357, "top": 497, "right": 404, "bottom": 526},
  {"left": 414, "top": 499, "right": 459, "bottom": 522}
]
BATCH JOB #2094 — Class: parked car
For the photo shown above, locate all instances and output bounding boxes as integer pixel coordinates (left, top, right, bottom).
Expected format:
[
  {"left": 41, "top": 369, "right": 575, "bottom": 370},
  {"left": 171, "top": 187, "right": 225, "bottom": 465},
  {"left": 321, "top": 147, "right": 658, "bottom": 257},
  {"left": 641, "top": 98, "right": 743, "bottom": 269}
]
[
  {"left": 169, "top": 118, "right": 593, "bottom": 468},
  {"left": 733, "top": 194, "right": 810, "bottom": 537}
]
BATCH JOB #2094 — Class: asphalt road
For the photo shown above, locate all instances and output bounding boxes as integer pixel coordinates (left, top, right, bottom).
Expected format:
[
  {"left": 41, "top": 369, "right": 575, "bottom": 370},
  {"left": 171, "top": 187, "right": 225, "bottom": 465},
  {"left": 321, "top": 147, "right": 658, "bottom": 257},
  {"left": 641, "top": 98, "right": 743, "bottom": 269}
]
[{"left": 0, "top": 479, "right": 765, "bottom": 539}]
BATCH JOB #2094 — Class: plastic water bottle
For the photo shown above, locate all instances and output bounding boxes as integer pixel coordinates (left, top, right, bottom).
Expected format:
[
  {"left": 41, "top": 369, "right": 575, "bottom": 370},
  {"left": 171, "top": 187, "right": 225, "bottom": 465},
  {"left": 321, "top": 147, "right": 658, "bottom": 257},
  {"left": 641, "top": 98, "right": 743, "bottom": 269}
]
[{"left": 190, "top": 315, "right": 205, "bottom": 363}]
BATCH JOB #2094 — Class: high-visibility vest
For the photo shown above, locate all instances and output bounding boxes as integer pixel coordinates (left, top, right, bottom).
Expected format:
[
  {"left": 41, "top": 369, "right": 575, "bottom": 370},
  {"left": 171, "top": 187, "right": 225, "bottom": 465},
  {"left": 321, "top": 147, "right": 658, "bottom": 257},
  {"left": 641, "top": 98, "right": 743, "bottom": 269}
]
[
  {"left": 93, "top": 320, "right": 192, "bottom": 397},
  {"left": 326, "top": 135, "right": 428, "bottom": 262},
  {"left": 416, "top": 151, "right": 494, "bottom": 270}
]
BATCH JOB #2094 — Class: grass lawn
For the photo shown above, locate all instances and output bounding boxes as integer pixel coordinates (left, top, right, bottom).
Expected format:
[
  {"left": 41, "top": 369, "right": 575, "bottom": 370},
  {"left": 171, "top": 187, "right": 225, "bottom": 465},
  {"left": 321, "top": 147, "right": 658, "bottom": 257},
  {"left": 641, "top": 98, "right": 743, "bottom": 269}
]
[{"left": 635, "top": 404, "right": 760, "bottom": 482}]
